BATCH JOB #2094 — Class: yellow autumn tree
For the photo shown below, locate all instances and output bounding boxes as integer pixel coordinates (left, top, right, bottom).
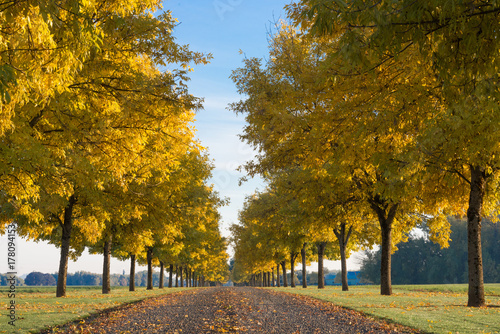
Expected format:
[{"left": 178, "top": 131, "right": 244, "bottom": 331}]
[
  {"left": 270, "top": 167, "right": 379, "bottom": 291},
  {"left": 0, "top": 3, "right": 210, "bottom": 297},
  {"left": 287, "top": 0, "right": 500, "bottom": 307},
  {"left": 231, "top": 23, "right": 456, "bottom": 296}
]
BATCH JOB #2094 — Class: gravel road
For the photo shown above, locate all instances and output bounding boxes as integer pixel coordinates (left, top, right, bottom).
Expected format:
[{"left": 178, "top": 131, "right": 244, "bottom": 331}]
[{"left": 45, "top": 287, "right": 419, "bottom": 333}]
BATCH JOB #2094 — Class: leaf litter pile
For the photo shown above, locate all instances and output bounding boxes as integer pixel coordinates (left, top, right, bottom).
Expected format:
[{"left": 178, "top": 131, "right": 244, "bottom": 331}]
[{"left": 41, "top": 287, "right": 420, "bottom": 333}]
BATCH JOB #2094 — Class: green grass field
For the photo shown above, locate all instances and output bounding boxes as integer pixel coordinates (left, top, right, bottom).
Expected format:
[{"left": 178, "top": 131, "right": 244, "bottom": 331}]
[
  {"left": 2, "top": 284, "right": 499, "bottom": 333},
  {"left": 0, "top": 286, "right": 192, "bottom": 333},
  {"left": 276, "top": 284, "right": 500, "bottom": 334}
]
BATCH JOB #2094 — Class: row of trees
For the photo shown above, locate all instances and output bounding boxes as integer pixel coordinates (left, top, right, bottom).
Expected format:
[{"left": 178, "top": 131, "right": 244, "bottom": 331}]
[
  {"left": 230, "top": 0, "right": 500, "bottom": 307},
  {"left": 0, "top": 1, "right": 229, "bottom": 296}
]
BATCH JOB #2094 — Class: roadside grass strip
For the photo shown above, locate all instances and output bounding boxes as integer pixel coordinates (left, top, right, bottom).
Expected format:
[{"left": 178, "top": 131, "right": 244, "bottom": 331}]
[
  {"left": 0, "top": 286, "right": 192, "bottom": 333},
  {"left": 276, "top": 284, "right": 500, "bottom": 334}
]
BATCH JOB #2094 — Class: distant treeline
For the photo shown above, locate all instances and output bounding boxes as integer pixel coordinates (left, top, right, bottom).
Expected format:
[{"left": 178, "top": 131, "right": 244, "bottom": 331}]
[
  {"left": 0, "top": 275, "right": 24, "bottom": 286},
  {"left": 361, "top": 218, "right": 500, "bottom": 284},
  {"left": 0, "top": 271, "right": 163, "bottom": 287}
]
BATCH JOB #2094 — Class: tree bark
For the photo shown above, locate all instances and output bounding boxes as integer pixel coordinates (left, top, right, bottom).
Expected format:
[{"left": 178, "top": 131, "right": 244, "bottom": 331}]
[
  {"left": 102, "top": 234, "right": 112, "bottom": 294},
  {"left": 301, "top": 242, "right": 307, "bottom": 288},
  {"left": 147, "top": 248, "right": 153, "bottom": 290},
  {"left": 380, "top": 219, "right": 392, "bottom": 295},
  {"left": 467, "top": 165, "right": 486, "bottom": 307},
  {"left": 175, "top": 265, "right": 179, "bottom": 287},
  {"left": 334, "top": 224, "right": 353, "bottom": 292},
  {"left": 276, "top": 263, "right": 281, "bottom": 287},
  {"left": 317, "top": 242, "right": 326, "bottom": 289},
  {"left": 179, "top": 266, "right": 184, "bottom": 287},
  {"left": 129, "top": 254, "right": 136, "bottom": 292},
  {"left": 159, "top": 261, "right": 164, "bottom": 289},
  {"left": 267, "top": 271, "right": 271, "bottom": 287},
  {"left": 56, "top": 195, "right": 76, "bottom": 298},
  {"left": 290, "top": 252, "right": 298, "bottom": 288},
  {"left": 369, "top": 197, "right": 399, "bottom": 296},
  {"left": 281, "top": 261, "right": 288, "bottom": 287},
  {"left": 168, "top": 264, "right": 173, "bottom": 288},
  {"left": 271, "top": 268, "right": 275, "bottom": 287}
]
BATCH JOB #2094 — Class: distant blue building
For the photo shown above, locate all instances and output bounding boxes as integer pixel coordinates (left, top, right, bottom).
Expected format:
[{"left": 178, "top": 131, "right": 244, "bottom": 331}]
[
  {"left": 323, "top": 271, "right": 364, "bottom": 286},
  {"left": 346, "top": 271, "right": 363, "bottom": 285},
  {"left": 324, "top": 273, "right": 337, "bottom": 285}
]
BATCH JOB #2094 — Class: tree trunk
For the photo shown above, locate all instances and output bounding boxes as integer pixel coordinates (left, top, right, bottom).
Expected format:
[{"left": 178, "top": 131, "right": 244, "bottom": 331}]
[
  {"left": 159, "top": 261, "right": 164, "bottom": 289},
  {"left": 369, "top": 198, "right": 399, "bottom": 296},
  {"left": 301, "top": 242, "right": 307, "bottom": 288},
  {"left": 175, "top": 266, "right": 179, "bottom": 287},
  {"left": 179, "top": 266, "right": 184, "bottom": 287},
  {"left": 102, "top": 234, "right": 112, "bottom": 294},
  {"left": 380, "top": 219, "right": 392, "bottom": 295},
  {"left": 317, "top": 242, "right": 326, "bottom": 289},
  {"left": 334, "top": 224, "right": 353, "bottom": 292},
  {"left": 290, "top": 252, "right": 298, "bottom": 288},
  {"left": 467, "top": 166, "right": 486, "bottom": 307},
  {"left": 339, "top": 234, "right": 348, "bottom": 292},
  {"left": 147, "top": 248, "right": 153, "bottom": 290},
  {"left": 168, "top": 264, "right": 173, "bottom": 288},
  {"left": 268, "top": 271, "right": 271, "bottom": 287},
  {"left": 56, "top": 195, "right": 76, "bottom": 298},
  {"left": 281, "top": 261, "right": 288, "bottom": 287},
  {"left": 276, "top": 263, "right": 281, "bottom": 287},
  {"left": 129, "top": 254, "right": 136, "bottom": 292},
  {"left": 271, "top": 268, "right": 275, "bottom": 287}
]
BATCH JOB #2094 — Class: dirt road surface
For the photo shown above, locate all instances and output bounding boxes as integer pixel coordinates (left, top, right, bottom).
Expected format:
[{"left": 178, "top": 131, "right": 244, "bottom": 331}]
[{"left": 43, "top": 287, "right": 419, "bottom": 333}]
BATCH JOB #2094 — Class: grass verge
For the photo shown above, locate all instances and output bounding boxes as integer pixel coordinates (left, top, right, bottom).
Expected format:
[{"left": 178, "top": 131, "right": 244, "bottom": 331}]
[
  {"left": 0, "top": 285, "right": 193, "bottom": 333},
  {"left": 273, "top": 284, "right": 500, "bottom": 334}
]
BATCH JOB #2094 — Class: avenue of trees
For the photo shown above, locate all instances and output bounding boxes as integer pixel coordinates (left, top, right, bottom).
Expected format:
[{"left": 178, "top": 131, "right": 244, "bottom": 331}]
[
  {"left": 230, "top": 0, "right": 500, "bottom": 307},
  {"left": 0, "top": 1, "right": 229, "bottom": 296}
]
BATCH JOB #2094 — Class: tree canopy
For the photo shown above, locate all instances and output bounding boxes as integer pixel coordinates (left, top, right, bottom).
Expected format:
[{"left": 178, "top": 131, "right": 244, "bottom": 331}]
[
  {"left": 0, "top": 0, "right": 229, "bottom": 296},
  {"left": 230, "top": 2, "right": 499, "bottom": 306}
]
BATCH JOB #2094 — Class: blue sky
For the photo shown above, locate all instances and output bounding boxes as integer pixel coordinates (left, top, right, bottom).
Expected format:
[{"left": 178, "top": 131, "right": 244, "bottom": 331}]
[{"left": 164, "top": 0, "right": 294, "bottom": 239}]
